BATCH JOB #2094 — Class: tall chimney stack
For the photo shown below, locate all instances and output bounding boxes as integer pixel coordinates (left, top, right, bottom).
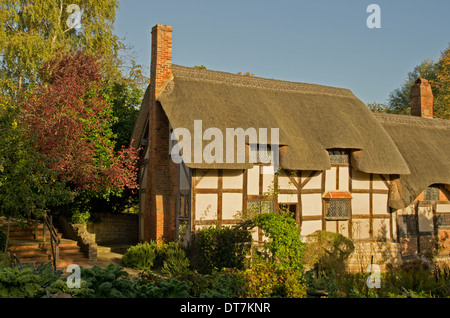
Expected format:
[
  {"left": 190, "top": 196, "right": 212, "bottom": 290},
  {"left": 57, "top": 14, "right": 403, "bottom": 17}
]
[
  {"left": 409, "top": 78, "right": 433, "bottom": 118},
  {"left": 144, "top": 24, "right": 176, "bottom": 243},
  {"left": 151, "top": 24, "right": 173, "bottom": 96}
]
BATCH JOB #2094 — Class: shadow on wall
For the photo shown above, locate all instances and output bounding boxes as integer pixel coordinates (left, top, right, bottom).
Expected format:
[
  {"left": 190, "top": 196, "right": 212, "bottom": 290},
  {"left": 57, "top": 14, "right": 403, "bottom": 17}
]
[{"left": 86, "top": 212, "right": 139, "bottom": 246}]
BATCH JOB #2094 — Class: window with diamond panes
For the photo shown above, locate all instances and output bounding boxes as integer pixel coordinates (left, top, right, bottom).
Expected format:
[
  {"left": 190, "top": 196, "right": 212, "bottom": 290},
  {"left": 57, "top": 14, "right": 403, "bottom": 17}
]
[
  {"left": 328, "top": 149, "right": 349, "bottom": 165},
  {"left": 247, "top": 201, "right": 273, "bottom": 214},
  {"left": 324, "top": 199, "right": 350, "bottom": 219},
  {"left": 424, "top": 186, "right": 440, "bottom": 201},
  {"left": 398, "top": 215, "right": 418, "bottom": 238},
  {"left": 249, "top": 144, "right": 273, "bottom": 164},
  {"left": 437, "top": 214, "right": 450, "bottom": 228}
]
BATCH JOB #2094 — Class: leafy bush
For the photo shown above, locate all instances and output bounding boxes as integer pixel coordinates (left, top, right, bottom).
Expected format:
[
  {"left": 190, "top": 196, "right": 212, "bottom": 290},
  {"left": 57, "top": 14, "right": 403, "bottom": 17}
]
[
  {"left": 303, "top": 230, "right": 354, "bottom": 276},
  {"left": 167, "top": 268, "right": 245, "bottom": 298},
  {"left": 252, "top": 211, "right": 305, "bottom": 271},
  {"left": 198, "top": 269, "right": 247, "bottom": 298},
  {"left": 0, "top": 262, "right": 61, "bottom": 298},
  {"left": 241, "top": 262, "right": 307, "bottom": 298},
  {"left": 188, "top": 225, "right": 251, "bottom": 274},
  {"left": 134, "top": 275, "right": 191, "bottom": 298},
  {"left": 122, "top": 241, "right": 158, "bottom": 271},
  {"left": 122, "top": 241, "right": 190, "bottom": 275},
  {"left": 160, "top": 241, "right": 190, "bottom": 277},
  {"left": 80, "top": 264, "right": 136, "bottom": 298},
  {"left": 45, "top": 278, "right": 93, "bottom": 298}
]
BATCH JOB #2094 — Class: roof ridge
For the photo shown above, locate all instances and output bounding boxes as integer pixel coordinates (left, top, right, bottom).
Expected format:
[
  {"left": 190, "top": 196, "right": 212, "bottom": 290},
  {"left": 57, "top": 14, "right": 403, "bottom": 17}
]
[
  {"left": 171, "top": 64, "right": 356, "bottom": 98},
  {"left": 374, "top": 112, "right": 450, "bottom": 129}
]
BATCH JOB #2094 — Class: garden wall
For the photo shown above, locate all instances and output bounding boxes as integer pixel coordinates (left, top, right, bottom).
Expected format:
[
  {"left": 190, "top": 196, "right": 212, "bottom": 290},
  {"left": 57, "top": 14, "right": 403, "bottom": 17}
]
[{"left": 87, "top": 212, "right": 139, "bottom": 246}]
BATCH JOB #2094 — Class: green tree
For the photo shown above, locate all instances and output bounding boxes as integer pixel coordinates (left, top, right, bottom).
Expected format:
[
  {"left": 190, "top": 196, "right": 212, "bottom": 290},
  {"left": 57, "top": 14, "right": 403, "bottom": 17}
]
[
  {"left": 386, "top": 59, "right": 437, "bottom": 115},
  {"left": 0, "top": 1, "right": 146, "bottom": 221},
  {"left": 431, "top": 46, "right": 450, "bottom": 119},
  {"left": 367, "top": 102, "right": 390, "bottom": 113},
  {"left": 0, "top": 0, "right": 123, "bottom": 92},
  {"left": 0, "top": 103, "right": 73, "bottom": 220},
  {"left": 17, "top": 51, "right": 139, "bottom": 223},
  {"left": 102, "top": 82, "right": 142, "bottom": 151}
]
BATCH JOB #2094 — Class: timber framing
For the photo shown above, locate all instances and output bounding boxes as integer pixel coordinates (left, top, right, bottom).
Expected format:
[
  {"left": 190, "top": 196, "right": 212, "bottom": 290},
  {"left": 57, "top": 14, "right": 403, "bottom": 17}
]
[{"left": 189, "top": 160, "right": 397, "bottom": 244}]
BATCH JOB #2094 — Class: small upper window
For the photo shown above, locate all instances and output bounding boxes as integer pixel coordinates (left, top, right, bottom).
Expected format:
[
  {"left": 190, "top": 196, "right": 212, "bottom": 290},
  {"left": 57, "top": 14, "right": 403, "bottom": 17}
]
[
  {"left": 424, "top": 186, "right": 440, "bottom": 201},
  {"left": 328, "top": 149, "right": 349, "bottom": 165},
  {"left": 249, "top": 144, "right": 273, "bottom": 164},
  {"left": 247, "top": 200, "right": 273, "bottom": 214}
]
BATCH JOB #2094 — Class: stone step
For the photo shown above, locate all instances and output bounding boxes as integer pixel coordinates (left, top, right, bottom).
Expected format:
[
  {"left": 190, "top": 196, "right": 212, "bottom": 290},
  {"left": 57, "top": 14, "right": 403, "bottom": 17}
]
[
  {"left": 8, "top": 238, "right": 80, "bottom": 250},
  {"left": 2, "top": 224, "right": 44, "bottom": 230},
  {"left": 7, "top": 239, "right": 89, "bottom": 268},
  {"left": 3, "top": 219, "right": 91, "bottom": 268},
  {"left": 6, "top": 234, "right": 63, "bottom": 241},
  {"left": 2, "top": 223, "right": 63, "bottom": 241},
  {"left": 11, "top": 246, "right": 83, "bottom": 256}
]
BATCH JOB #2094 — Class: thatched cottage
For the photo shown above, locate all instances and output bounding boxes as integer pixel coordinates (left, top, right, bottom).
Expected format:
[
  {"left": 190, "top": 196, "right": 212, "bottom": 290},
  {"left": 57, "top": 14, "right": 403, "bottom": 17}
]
[{"left": 132, "top": 24, "right": 450, "bottom": 270}]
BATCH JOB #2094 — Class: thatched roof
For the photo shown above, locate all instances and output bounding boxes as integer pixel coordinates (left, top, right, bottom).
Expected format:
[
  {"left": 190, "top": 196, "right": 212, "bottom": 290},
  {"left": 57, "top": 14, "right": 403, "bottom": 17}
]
[
  {"left": 375, "top": 113, "right": 450, "bottom": 208},
  {"left": 150, "top": 65, "right": 410, "bottom": 174}
]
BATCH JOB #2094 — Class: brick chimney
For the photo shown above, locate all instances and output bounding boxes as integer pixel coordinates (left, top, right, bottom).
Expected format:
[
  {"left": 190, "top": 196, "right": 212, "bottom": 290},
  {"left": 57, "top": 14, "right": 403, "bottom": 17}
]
[
  {"left": 409, "top": 78, "right": 433, "bottom": 118},
  {"left": 150, "top": 24, "right": 173, "bottom": 96},
  {"left": 143, "top": 24, "right": 177, "bottom": 242}
]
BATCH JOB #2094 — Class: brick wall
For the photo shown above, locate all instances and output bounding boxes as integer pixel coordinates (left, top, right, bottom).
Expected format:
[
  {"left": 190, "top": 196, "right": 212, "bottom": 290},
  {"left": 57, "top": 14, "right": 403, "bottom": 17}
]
[
  {"left": 143, "top": 24, "right": 178, "bottom": 242},
  {"left": 87, "top": 212, "right": 139, "bottom": 245}
]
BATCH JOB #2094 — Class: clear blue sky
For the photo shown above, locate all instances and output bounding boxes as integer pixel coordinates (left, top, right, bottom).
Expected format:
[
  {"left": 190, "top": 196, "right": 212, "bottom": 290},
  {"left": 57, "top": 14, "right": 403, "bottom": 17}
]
[{"left": 114, "top": 0, "right": 450, "bottom": 105}]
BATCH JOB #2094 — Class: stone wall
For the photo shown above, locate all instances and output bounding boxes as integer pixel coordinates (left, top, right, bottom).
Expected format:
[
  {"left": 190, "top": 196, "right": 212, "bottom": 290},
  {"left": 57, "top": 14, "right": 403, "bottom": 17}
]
[
  {"left": 346, "top": 240, "right": 403, "bottom": 272},
  {"left": 87, "top": 212, "right": 139, "bottom": 245},
  {"left": 57, "top": 215, "right": 97, "bottom": 261}
]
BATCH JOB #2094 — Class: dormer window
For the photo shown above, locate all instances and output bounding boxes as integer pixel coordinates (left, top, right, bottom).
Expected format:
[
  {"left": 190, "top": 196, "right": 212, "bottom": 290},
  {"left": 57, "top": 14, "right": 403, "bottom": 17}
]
[
  {"left": 328, "top": 149, "right": 349, "bottom": 165},
  {"left": 424, "top": 185, "right": 440, "bottom": 201},
  {"left": 249, "top": 144, "right": 273, "bottom": 164}
]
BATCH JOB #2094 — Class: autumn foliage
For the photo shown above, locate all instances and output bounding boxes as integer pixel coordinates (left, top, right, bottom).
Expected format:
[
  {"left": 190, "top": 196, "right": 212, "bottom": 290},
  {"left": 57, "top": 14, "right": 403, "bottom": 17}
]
[
  {"left": 430, "top": 47, "right": 450, "bottom": 119},
  {"left": 20, "top": 51, "right": 139, "bottom": 195}
]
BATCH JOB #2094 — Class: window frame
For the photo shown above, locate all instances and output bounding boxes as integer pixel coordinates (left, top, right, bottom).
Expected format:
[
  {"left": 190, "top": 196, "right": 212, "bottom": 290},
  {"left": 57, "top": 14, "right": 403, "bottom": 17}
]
[{"left": 323, "top": 198, "right": 351, "bottom": 221}]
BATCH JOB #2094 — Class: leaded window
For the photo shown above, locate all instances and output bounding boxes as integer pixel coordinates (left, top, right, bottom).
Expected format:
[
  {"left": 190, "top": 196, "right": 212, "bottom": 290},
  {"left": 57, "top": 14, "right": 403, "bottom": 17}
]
[
  {"left": 437, "top": 214, "right": 450, "bottom": 228},
  {"left": 249, "top": 144, "right": 273, "bottom": 164},
  {"left": 328, "top": 149, "right": 349, "bottom": 165},
  {"left": 424, "top": 186, "right": 440, "bottom": 201},
  {"left": 324, "top": 199, "right": 350, "bottom": 219},
  {"left": 247, "top": 200, "right": 273, "bottom": 214},
  {"left": 398, "top": 215, "right": 418, "bottom": 238}
]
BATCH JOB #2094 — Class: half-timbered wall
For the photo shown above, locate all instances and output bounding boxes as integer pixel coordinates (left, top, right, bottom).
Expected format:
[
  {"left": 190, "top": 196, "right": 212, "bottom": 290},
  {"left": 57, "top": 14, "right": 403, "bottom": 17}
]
[
  {"left": 190, "top": 163, "right": 395, "bottom": 243},
  {"left": 397, "top": 185, "right": 450, "bottom": 256}
]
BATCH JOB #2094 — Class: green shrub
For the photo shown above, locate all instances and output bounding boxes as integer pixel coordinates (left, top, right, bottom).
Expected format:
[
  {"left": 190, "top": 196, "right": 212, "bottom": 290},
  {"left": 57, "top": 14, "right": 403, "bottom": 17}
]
[
  {"left": 122, "top": 241, "right": 158, "bottom": 271},
  {"left": 160, "top": 241, "right": 190, "bottom": 277},
  {"left": 188, "top": 225, "right": 251, "bottom": 274},
  {"left": 199, "top": 269, "right": 247, "bottom": 298},
  {"left": 252, "top": 211, "right": 305, "bottom": 271},
  {"left": 45, "top": 278, "right": 93, "bottom": 298},
  {"left": 134, "top": 277, "right": 191, "bottom": 298},
  {"left": 0, "top": 262, "right": 61, "bottom": 298},
  {"left": 303, "top": 230, "right": 354, "bottom": 276},
  {"left": 167, "top": 268, "right": 245, "bottom": 298},
  {"left": 122, "top": 241, "right": 190, "bottom": 274},
  {"left": 241, "top": 262, "right": 307, "bottom": 298},
  {"left": 80, "top": 264, "right": 136, "bottom": 298}
]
